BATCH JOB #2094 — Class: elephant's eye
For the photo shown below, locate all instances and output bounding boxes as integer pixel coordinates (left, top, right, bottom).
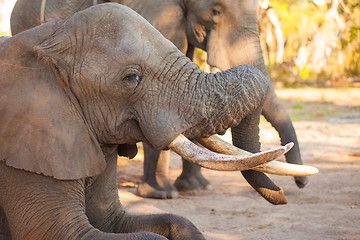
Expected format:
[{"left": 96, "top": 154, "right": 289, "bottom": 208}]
[
  {"left": 211, "top": 7, "right": 221, "bottom": 24},
  {"left": 123, "top": 72, "right": 142, "bottom": 90},
  {"left": 124, "top": 73, "right": 141, "bottom": 83},
  {"left": 212, "top": 9, "right": 220, "bottom": 16}
]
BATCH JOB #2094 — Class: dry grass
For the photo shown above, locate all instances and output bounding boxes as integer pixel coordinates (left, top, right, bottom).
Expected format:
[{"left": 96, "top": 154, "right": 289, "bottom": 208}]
[
  {"left": 274, "top": 87, "right": 360, "bottom": 122},
  {"left": 275, "top": 87, "right": 360, "bottom": 107}
]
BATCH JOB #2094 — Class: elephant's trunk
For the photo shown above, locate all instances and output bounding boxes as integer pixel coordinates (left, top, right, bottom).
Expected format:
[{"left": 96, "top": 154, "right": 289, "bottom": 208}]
[
  {"left": 141, "top": 53, "right": 270, "bottom": 151},
  {"left": 230, "top": 22, "right": 307, "bottom": 187},
  {"left": 166, "top": 62, "right": 317, "bottom": 176},
  {"left": 182, "top": 64, "right": 270, "bottom": 140},
  {"left": 162, "top": 56, "right": 300, "bottom": 172}
]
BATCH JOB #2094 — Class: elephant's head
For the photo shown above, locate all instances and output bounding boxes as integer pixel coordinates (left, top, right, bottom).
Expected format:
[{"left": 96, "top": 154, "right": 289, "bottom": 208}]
[
  {"left": 184, "top": 0, "right": 265, "bottom": 73},
  {"left": 0, "top": 4, "right": 290, "bottom": 180}
]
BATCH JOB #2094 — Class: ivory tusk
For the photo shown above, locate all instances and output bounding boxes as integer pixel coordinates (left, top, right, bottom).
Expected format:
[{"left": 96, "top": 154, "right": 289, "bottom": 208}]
[
  {"left": 168, "top": 134, "right": 288, "bottom": 171},
  {"left": 252, "top": 161, "right": 319, "bottom": 176},
  {"left": 197, "top": 135, "right": 318, "bottom": 176}
]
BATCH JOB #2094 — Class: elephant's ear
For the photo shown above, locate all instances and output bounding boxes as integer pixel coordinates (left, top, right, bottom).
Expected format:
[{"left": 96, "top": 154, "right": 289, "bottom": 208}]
[{"left": 0, "top": 35, "right": 106, "bottom": 180}]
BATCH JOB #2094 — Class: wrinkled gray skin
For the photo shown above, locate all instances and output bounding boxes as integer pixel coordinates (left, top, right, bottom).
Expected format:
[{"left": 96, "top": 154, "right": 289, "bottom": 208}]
[
  {"left": 0, "top": 4, "right": 272, "bottom": 239},
  {"left": 10, "top": 0, "right": 306, "bottom": 204},
  {"left": 0, "top": 37, "right": 10, "bottom": 44}
]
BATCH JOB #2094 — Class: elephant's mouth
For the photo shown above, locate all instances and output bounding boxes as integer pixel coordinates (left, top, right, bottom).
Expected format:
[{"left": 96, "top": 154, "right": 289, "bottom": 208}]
[{"left": 168, "top": 134, "right": 319, "bottom": 176}]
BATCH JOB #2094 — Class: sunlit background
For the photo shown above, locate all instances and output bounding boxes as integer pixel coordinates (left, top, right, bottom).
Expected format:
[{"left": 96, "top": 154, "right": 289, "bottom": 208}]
[{"left": 0, "top": 0, "right": 16, "bottom": 35}]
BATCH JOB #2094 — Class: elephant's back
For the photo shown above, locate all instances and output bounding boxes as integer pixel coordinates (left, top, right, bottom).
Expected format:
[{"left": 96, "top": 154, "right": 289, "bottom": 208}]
[
  {"left": 10, "top": 0, "right": 94, "bottom": 35},
  {"left": 44, "top": 0, "right": 94, "bottom": 22},
  {"left": 10, "top": 0, "right": 43, "bottom": 35}
]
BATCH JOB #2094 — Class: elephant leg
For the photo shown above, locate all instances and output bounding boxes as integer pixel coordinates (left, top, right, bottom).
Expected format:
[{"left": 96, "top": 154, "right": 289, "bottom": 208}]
[
  {"left": 85, "top": 151, "right": 205, "bottom": 240},
  {"left": 154, "top": 150, "right": 179, "bottom": 198},
  {"left": 117, "top": 214, "right": 205, "bottom": 240},
  {"left": 137, "top": 143, "right": 178, "bottom": 199},
  {"left": 0, "top": 162, "right": 165, "bottom": 240},
  {"left": 174, "top": 159, "right": 212, "bottom": 191},
  {"left": 262, "top": 86, "right": 308, "bottom": 188},
  {"left": 231, "top": 107, "right": 288, "bottom": 205}
]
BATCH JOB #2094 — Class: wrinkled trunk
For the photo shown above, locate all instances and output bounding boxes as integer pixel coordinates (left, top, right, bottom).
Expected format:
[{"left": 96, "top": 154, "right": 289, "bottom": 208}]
[
  {"left": 205, "top": 18, "right": 306, "bottom": 201},
  {"left": 239, "top": 33, "right": 302, "bottom": 174},
  {"left": 140, "top": 51, "right": 270, "bottom": 150},
  {"left": 229, "top": 25, "right": 303, "bottom": 167},
  {"left": 182, "top": 65, "right": 270, "bottom": 141},
  {"left": 235, "top": 31, "right": 307, "bottom": 191},
  {"left": 238, "top": 34, "right": 305, "bottom": 184},
  {"left": 208, "top": 20, "right": 306, "bottom": 189}
]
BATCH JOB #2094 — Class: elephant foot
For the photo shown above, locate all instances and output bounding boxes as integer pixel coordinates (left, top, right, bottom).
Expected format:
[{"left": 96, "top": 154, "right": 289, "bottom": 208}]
[
  {"left": 295, "top": 176, "right": 308, "bottom": 188},
  {"left": 136, "top": 182, "right": 167, "bottom": 199},
  {"left": 136, "top": 177, "right": 179, "bottom": 199},
  {"left": 174, "top": 172, "right": 212, "bottom": 192},
  {"left": 157, "top": 175, "right": 179, "bottom": 198}
]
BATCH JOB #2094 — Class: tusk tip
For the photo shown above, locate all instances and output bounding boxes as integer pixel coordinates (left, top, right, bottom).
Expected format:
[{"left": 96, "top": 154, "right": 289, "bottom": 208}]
[
  {"left": 308, "top": 166, "right": 319, "bottom": 175},
  {"left": 284, "top": 142, "right": 294, "bottom": 154}
]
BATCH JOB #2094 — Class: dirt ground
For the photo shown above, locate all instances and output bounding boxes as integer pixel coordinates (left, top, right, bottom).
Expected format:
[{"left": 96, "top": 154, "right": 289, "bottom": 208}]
[{"left": 117, "top": 88, "right": 360, "bottom": 240}]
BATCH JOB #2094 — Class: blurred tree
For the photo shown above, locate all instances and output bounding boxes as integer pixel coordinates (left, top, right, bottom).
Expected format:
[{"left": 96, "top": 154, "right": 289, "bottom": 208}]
[
  {"left": 0, "top": 0, "right": 15, "bottom": 36},
  {"left": 0, "top": 0, "right": 4, "bottom": 35},
  {"left": 259, "top": 0, "right": 360, "bottom": 84},
  {"left": 259, "top": 0, "right": 284, "bottom": 65}
]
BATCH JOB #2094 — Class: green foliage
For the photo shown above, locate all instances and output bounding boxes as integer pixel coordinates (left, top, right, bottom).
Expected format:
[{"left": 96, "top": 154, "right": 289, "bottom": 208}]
[
  {"left": 260, "top": 0, "right": 360, "bottom": 84},
  {"left": 194, "top": 48, "right": 210, "bottom": 72},
  {"left": 292, "top": 103, "right": 304, "bottom": 110}
]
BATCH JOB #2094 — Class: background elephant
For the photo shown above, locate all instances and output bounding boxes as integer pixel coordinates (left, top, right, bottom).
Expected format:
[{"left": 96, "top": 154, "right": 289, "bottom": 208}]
[
  {"left": 0, "top": 4, "right": 290, "bottom": 239},
  {"left": 10, "top": 0, "right": 306, "bottom": 204}
]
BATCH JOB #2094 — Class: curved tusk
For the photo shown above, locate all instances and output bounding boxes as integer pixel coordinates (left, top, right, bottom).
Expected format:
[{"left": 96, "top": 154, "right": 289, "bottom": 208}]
[
  {"left": 253, "top": 161, "right": 318, "bottom": 176},
  {"left": 168, "top": 134, "right": 288, "bottom": 171},
  {"left": 197, "top": 135, "right": 318, "bottom": 176}
]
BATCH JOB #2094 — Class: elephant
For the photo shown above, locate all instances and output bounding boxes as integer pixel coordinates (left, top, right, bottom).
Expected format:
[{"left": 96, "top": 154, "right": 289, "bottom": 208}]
[
  {"left": 10, "top": 0, "right": 307, "bottom": 204},
  {"left": 0, "top": 37, "right": 10, "bottom": 44},
  {"left": 0, "top": 3, "right": 299, "bottom": 239}
]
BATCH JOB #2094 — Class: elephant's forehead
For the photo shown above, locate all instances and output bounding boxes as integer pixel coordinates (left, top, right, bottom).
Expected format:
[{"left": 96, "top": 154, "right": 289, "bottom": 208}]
[
  {"left": 112, "top": 26, "right": 176, "bottom": 62},
  {"left": 75, "top": 4, "right": 179, "bottom": 66},
  {"left": 88, "top": 3, "right": 161, "bottom": 36}
]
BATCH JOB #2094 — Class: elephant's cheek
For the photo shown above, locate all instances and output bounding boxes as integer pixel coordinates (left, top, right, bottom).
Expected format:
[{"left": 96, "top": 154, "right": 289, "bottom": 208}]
[
  {"left": 117, "top": 120, "right": 147, "bottom": 145},
  {"left": 139, "top": 111, "right": 190, "bottom": 150}
]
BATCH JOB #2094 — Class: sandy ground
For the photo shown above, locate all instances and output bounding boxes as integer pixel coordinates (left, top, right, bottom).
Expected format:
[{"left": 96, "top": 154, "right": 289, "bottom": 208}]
[{"left": 117, "top": 88, "right": 360, "bottom": 240}]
